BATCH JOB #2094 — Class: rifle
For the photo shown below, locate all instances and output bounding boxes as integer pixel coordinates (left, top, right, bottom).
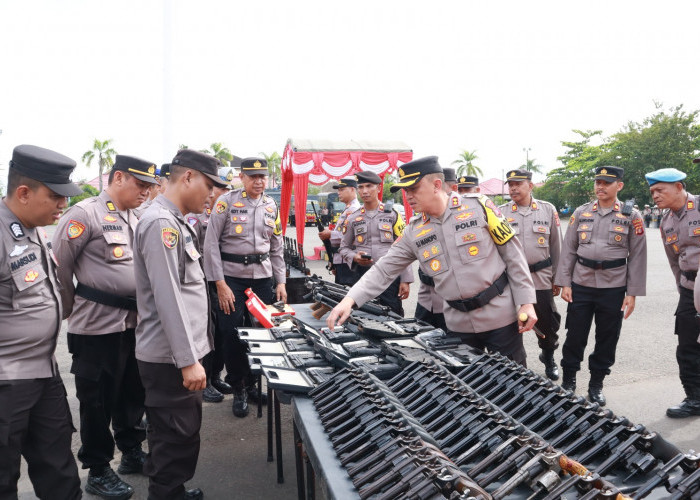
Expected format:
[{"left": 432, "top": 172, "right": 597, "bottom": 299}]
[{"left": 311, "top": 201, "right": 335, "bottom": 272}]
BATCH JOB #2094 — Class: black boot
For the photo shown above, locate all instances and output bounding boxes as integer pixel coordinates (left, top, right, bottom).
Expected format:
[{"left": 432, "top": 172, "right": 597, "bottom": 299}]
[
  {"left": 561, "top": 369, "right": 576, "bottom": 392},
  {"left": 247, "top": 384, "right": 268, "bottom": 405},
  {"left": 539, "top": 350, "right": 560, "bottom": 381},
  {"left": 183, "top": 488, "right": 204, "bottom": 500},
  {"left": 667, "top": 389, "right": 700, "bottom": 418},
  {"left": 588, "top": 371, "right": 606, "bottom": 406},
  {"left": 86, "top": 466, "right": 134, "bottom": 500},
  {"left": 232, "top": 383, "right": 249, "bottom": 418},
  {"left": 117, "top": 447, "right": 146, "bottom": 475},
  {"left": 212, "top": 376, "right": 233, "bottom": 395},
  {"left": 203, "top": 383, "right": 224, "bottom": 403}
]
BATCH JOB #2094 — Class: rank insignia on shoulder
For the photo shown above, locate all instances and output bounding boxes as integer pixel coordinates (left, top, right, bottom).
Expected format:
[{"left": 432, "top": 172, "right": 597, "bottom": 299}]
[
  {"left": 67, "top": 220, "right": 86, "bottom": 239},
  {"left": 106, "top": 201, "right": 116, "bottom": 212},
  {"left": 206, "top": 208, "right": 211, "bottom": 215},
  {"left": 161, "top": 227, "right": 179, "bottom": 249},
  {"left": 532, "top": 202, "right": 538, "bottom": 210},
  {"left": 570, "top": 215, "right": 575, "bottom": 224},
  {"left": 451, "top": 197, "right": 460, "bottom": 207},
  {"left": 216, "top": 201, "right": 228, "bottom": 213},
  {"left": 10, "top": 222, "right": 24, "bottom": 238},
  {"left": 688, "top": 201, "right": 695, "bottom": 210},
  {"left": 511, "top": 204, "right": 517, "bottom": 212},
  {"left": 104, "top": 215, "right": 118, "bottom": 223},
  {"left": 24, "top": 269, "right": 39, "bottom": 282}
]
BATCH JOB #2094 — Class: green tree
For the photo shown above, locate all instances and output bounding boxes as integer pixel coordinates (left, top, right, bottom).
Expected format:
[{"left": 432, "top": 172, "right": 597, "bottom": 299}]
[
  {"left": 69, "top": 184, "right": 100, "bottom": 206},
  {"left": 201, "top": 142, "right": 233, "bottom": 167},
  {"left": 451, "top": 150, "right": 483, "bottom": 177},
  {"left": 520, "top": 157, "right": 545, "bottom": 174},
  {"left": 82, "top": 139, "right": 117, "bottom": 192},
  {"left": 259, "top": 151, "right": 282, "bottom": 188}
]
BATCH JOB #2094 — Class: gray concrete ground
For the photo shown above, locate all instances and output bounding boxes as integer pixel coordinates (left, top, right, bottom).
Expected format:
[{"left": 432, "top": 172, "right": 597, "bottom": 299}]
[{"left": 17, "top": 221, "right": 700, "bottom": 499}]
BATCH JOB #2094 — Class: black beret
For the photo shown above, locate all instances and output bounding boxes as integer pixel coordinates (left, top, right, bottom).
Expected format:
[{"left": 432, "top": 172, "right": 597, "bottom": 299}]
[
  {"left": 595, "top": 166, "right": 624, "bottom": 181},
  {"left": 355, "top": 171, "right": 383, "bottom": 185},
  {"left": 442, "top": 167, "right": 457, "bottom": 183},
  {"left": 112, "top": 155, "right": 159, "bottom": 184},
  {"left": 457, "top": 175, "right": 479, "bottom": 187},
  {"left": 10, "top": 144, "right": 82, "bottom": 197},
  {"left": 505, "top": 169, "right": 532, "bottom": 182},
  {"left": 171, "top": 149, "right": 228, "bottom": 188},
  {"left": 390, "top": 156, "right": 442, "bottom": 193},
  {"left": 240, "top": 157, "right": 268, "bottom": 175},
  {"left": 333, "top": 177, "right": 358, "bottom": 189}
]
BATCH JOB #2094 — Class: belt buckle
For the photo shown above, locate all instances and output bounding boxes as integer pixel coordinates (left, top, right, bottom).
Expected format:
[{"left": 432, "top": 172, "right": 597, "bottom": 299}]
[{"left": 594, "top": 262, "right": 604, "bottom": 270}]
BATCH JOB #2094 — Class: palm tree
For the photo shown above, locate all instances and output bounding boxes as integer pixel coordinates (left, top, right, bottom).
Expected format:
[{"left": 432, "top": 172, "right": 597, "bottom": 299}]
[
  {"left": 201, "top": 142, "right": 233, "bottom": 167},
  {"left": 520, "top": 158, "right": 545, "bottom": 174},
  {"left": 451, "top": 149, "right": 483, "bottom": 177},
  {"left": 82, "top": 139, "right": 117, "bottom": 192},
  {"left": 259, "top": 151, "right": 281, "bottom": 188}
]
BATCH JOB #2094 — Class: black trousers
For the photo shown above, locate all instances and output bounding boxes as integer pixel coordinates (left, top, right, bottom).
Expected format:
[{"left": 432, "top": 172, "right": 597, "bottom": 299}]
[
  {"left": 217, "top": 276, "right": 274, "bottom": 387},
  {"left": 355, "top": 266, "right": 404, "bottom": 317},
  {"left": 138, "top": 361, "right": 202, "bottom": 499},
  {"left": 334, "top": 263, "right": 357, "bottom": 286},
  {"left": 203, "top": 285, "right": 225, "bottom": 382},
  {"left": 561, "top": 283, "right": 625, "bottom": 375},
  {"left": 0, "top": 376, "right": 81, "bottom": 500},
  {"left": 534, "top": 289, "right": 561, "bottom": 351},
  {"left": 68, "top": 329, "right": 146, "bottom": 470},
  {"left": 674, "top": 287, "right": 700, "bottom": 398},
  {"left": 449, "top": 322, "right": 527, "bottom": 366},
  {"left": 414, "top": 302, "right": 447, "bottom": 333}
]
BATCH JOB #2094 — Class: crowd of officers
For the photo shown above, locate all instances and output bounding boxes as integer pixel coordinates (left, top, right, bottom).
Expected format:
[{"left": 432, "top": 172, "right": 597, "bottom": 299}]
[{"left": 3, "top": 143, "right": 700, "bottom": 500}]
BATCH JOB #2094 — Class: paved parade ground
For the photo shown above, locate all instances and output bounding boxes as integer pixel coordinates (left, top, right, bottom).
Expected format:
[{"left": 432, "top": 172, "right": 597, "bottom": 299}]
[{"left": 17, "top": 221, "right": 700, "bottom": 499}]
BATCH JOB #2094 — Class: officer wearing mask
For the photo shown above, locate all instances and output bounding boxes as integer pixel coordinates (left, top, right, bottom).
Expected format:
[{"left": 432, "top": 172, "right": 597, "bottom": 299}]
[
  {"left": 647, "top": 167, "right": 700, "bottom": 418},
  {"left": 318, "top": 177, "right": 361, "bottom": 285},
  {"left": 501, "top": 169, "right": 563, "bottom": 380},
  {"left": 0, "top": 145, "right": 82, "bottom": 499},
  {"left": 556, "top": 166, "right": 647, "bottom": 406},
  {"left": 457, "top": 175, "right": 480, "bottom": 194},
  {"left": 203, "top": 158, "right": 286, "bottom": 418},
  {"left": 53, "top": 155, "right": 158, "bottom": 498},
  {"left": 328, "top": 157, "right": 537, "bottom": 365}
]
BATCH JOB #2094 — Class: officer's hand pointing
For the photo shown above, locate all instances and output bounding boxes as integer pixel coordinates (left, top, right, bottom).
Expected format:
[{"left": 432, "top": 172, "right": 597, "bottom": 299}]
[
  {"left": 327, "top": 297, "right": 355, "bottom": 329},
  {"left": 517, "top": 304, "right": 537, "bottom": 333},
  {"left": 216, "top": 280, "right": 236, "bottom": 314},
  {"left": 181, "top": 362, "right": 207, "bottom": 391},
  {"left": 621, "top": 295, "right": 636, "bottom": 319}
]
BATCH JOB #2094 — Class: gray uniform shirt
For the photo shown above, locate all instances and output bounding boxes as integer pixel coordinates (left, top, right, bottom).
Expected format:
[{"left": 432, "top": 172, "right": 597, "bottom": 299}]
[
  {"left": 346, "top": 193, "right": 535, "bottom": 333},
  {"left": 500, "top": 198, "right": 562, "bottom": 290},
  {"left": 186, "top": 208, "right": 211, "bottom": 254},
  {"left": 660, "top": 194, "right": 700, "bottom": 293},
  {"left": 329, "top": 198, "right": 361, "bottom": 265},
  {"left": 339, "top": 204, "right": 414, "bottom": 284},
  {"left": 52, "top": 191, "right": 138, "bottom": 334},
  {"left": 203, "top": 189, "right": 285, "bottom": 284},
  {"left": 0, "top": 200, "right": 62, "bottom": 380},
  {"left": 556, "top": 199, "right": 647, "bottom": 295},
  {"left": 134, "top": 195, "right": 212, "bottom": 367}
]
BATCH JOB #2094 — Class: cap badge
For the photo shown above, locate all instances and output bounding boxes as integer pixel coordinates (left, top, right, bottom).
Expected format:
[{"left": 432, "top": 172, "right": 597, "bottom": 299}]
[
  {"left": 254, "top": 160, "right": 262, "bottom": 168},
  {"left": 398, "top": 168, "right": 405, "bottom": 178},
  {"left": 600, "top": 168, "right": 608, "bottom": 174},
  {"left": 226, "top": 171, "right": 233, "bottom": 181},
  {"left": 148, "top": 165, "right": 156, "bottom": 175},
  {"left": 509, "top": 171, "right": 516, "bottom": 177},
  {"left": 459, "top": 177, "right": 466, "bottom": 183}
]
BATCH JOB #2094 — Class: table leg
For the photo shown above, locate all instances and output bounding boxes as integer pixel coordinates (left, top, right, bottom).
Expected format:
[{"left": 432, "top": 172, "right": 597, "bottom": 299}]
[
  {"left": 257, "top": 373, "right": 263, "bottom": 418},
  {"left": 267, "top": 385, "right": 274, "bottom": 462},
  {"left": 275, "top": 391, "right": 284, "bottom": 483},
  {"left": 293, "top": 421, "right": 305, "bottom": 500},
  {"left": 304, "top": 450, "right": 315, "bottom": 500}
]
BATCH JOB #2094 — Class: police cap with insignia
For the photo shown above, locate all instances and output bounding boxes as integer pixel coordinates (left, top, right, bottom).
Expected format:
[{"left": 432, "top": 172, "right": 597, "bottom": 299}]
[
  {"left": 390, "top": 156, "right": 442, "bottom": 192},
  {"left": 332, "top": 177, "right": 358, "bottom": 189},
  {"left": 355, "top": 171, "right": 383, "bottom": 185},
  {"left": 240, "top": 157, "right": 268, "bottom": 175},
  {"left": 159, "top": 163, "right": 171, "bottom": 178},
  {"left": 595, "top": 166, "right": 624, "bottom": 181},
  {"left": 645, "top": 167, "right": 687, "bottom": 186},
  {"left": 457, "top": 175, "right": 479, "bottom": 188},
  {"left": 505, "top": 169, "right": 532, "bottom": 183},
  {"left": 218, "top": 167, "right": 234, "bottom": 187},
  {"left": 442, "top": 167, "right": 457, "bottom": 183},
  {"left": 9, "top": 144, "right": 82, "bottom": 197},
  {"left": 172, "top": 149, "right": 228, "bottom": 188},
  {"left": 112, "top": 155, "right": 159, "bottom": 184}
]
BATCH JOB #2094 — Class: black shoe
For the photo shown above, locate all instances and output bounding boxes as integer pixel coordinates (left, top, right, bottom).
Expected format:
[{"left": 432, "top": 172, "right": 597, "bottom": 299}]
[
  {"left": 117, "top": 448, "right": 146, "bottom": 475},
  {"left": 539, "top": 352, "right": 560, "bottom": 381},
  {"left": 184, "top": 488, "right": 203, "bottom": 500},
  {"left": 203, "top": 384, "right": 224, "bottom": 403},
  {"left": 232, "top": 389, "right": 249, "bottom": 418},
  {"left": 86, "top": 467, "right": 134, "bottom": 500},
  {"left": 666, "top": 398, "right": 700, "bottom": 418},
  {"left": 211, "top": 377, "right": 233, "bottom": 395},
  {"left": 588, "top": 386, "right": 606, "bottom": 406},
  {"left": 247, "top": 385, "right": 268, "bottom": 405}
]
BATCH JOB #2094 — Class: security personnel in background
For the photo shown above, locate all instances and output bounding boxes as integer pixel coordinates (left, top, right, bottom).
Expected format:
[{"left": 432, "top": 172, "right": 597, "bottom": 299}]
[
  {"left": 53, "top": 155, "right": 158, "bottom": 498},
  {"left": 443, "top": 167, "right": 458, "bottom": 192},
  {"left": 339, "top": 171, "right": 413, "bottom": 316},
  {"left": 134, "top": 163, "right": 169, "bottom": 219},
  {"left": 203, "top": 157, "right": 286, "bottom": 418},
  {"left": 457, "top": 175, "right": 480, "bottom": 194},
  {"left": 318, "top": 177, "right": 361, "bottom": 285},
  {"left": 329, "top": 157, "right": 537, "bottom": 365},
  {"left": 502, "top": 169, "right": 563, "bottom": 380},
  {"left": 134, "top": 149, "right": 226, "bottom": 500},
  {"left": 647, "top": 167, "right": 700, "bottom": 418},
  {"left": 556, "top": 166, "right": 647, "bottom": 406},
  {"left": 0, "top": 145, "right": 82, "bottom": 499}
]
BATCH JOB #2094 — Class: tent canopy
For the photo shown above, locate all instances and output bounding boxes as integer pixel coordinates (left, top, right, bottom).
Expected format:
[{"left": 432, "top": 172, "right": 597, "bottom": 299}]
[{"left": 287, "top": 139, "right": 412, "bottom": 152}]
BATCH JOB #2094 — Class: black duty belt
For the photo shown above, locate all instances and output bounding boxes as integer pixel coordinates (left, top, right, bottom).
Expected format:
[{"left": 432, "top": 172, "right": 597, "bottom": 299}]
[
  {"left": 220, "top": 252, "right": 270, "bottom": 264},
  {"left": 418, "top": 268, "right": 435, "bottom": 287},
  {"left": 529, "top": 257, "right": 552, "bottom": 273},
  {"left": 447, "top": 271, "right": 508, "bottom": 313},
  {"left": 75, "top": 283, "right": 138, "bottom": 311},
  {"left": 576, "top": 256, "right": 627, "bottom": 270},
  {"left": 682, "top": 270, "right": 698, "bottom": 281}
]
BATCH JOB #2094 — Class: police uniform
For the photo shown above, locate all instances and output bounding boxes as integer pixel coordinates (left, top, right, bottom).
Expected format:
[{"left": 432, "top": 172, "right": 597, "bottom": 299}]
[
  {"left": 556, "top": 166, "right": 647, "bottom": 403},
  {"left": 647, "top": 167, "right": 700, "bottom": 417},
  {"left": 134, "top": 150, "right": 223, "bottom": 499},
  {"left": 501, "top": 169, "right": 563, "bottom": 379},
  {"left": 345, "top": 157, "right": 535, "bottom": 364},
  {"left": 0, "top": 145, "right": 81, "bottom": 499},
  {"left": 203, "top": 157, "right": 285, "bottom": 416},
  {"left": 329, "top": 178, "right": 361, "bottom": 285},
  {"left": 339, "top": 171, "right": 413, "bottom": 316}
]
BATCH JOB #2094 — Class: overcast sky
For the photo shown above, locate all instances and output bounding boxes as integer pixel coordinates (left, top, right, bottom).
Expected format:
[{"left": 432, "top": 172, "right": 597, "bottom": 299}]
[{"left": 1, "top": 0, "right": 699, "bottom": 185}]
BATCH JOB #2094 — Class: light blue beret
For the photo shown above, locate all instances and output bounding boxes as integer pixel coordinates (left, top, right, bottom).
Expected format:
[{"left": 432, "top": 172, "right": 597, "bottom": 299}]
[{"left": 645, "top": 168, "right": 687, "bottom": 186}]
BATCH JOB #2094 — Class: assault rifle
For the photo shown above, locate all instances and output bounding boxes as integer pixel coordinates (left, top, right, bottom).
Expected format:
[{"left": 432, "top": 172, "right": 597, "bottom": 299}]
[{"left": 311, "top": 201, "right": 334, "bottom": 272}]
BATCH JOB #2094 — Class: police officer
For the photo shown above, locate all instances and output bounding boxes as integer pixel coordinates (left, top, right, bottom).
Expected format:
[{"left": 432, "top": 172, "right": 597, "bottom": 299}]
[
  {"left": 203, "top": 157, "right": 286, "bottom": 418},
  {"left": 134, "top": 163, "right": 169, "bottom": 219},
  {"left": 556, "top": 166, "right": 647, "bottom": 406},
  {"left": 0, "top": 145, "right": 82, "bottom": 499},
  {"left": 457, "top": 175, "right": 480, "bottom": 194},
  {"left": 443, "top": 167, "right": 458, "bottom": 192},
  {"left": 501, "top": 169, "right": 563, "bottom": 380},
  {"left": 134, "top": 149, "right": 226, "bottom": 500},
  {"left": 339, "top": 171, "right": 413, "bottom": 316},
  {"left": 53, "top": 155, "right": 158, "bottom": 498},
  {"left": 328, "top": 157, "right": 537, "bottom": 365},
  {"left": 318, "top": 177, "right": 361, "bottom": 285},
  {"left": 647, "top": 167, "right": 700, "bottom": 418}
]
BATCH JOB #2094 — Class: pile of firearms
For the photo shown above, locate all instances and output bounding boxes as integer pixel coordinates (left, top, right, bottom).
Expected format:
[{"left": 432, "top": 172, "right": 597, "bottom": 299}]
[{"left": 283, "top": 236, "right": 309, "bottom": 276}]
